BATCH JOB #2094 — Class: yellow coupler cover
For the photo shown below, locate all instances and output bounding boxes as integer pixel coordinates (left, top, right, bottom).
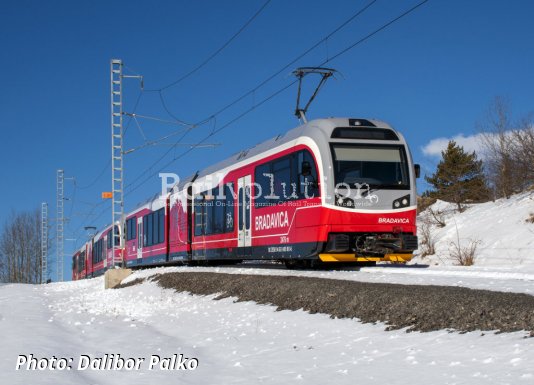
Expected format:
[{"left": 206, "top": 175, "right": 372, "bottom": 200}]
[
  {"left": 319, "top": 253, "right": 413, "bottom": 263},
  {"left": 104, "top": 268, "right": 132, "bottom": 289}
]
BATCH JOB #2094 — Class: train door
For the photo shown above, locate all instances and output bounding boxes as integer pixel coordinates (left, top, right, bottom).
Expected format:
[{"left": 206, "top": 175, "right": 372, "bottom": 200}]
[
  {"left": 137, "top": 217, "right": 143, "bottom": 260},
  {"left": 103, "top": 233, "right": 108, "bottom": 268},
  {"left": 237, "top": 175, "right": 252, "bottom": 256},
  {"left": 84, "top": 245, "right": 88, "bottom": 278}
]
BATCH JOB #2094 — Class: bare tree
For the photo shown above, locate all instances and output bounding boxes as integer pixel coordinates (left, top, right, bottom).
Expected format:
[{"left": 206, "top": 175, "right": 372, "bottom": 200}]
[
  {"left": 0, "top": 209, "right": 42, "bottom": 284},
  {"left": 511, "top": 114, "right": 534, "bottom": 186},
  {"left": 478, "top": 97, "right": 534, "bottom": 198}
]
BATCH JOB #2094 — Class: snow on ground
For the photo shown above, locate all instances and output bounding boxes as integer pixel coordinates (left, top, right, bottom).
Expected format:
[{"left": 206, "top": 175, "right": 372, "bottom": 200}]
[
  {"left": 2, "top": 194, "right": 534, "bottom": 384},
  {"left": 1, "top": 277, "right": 534, "bottom": 385},
  {"left": 412, "top": 191, "right": 534, "bottom": 267}
]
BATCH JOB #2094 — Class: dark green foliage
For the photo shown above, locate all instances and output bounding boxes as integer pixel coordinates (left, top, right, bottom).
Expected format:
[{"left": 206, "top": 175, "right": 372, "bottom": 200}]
[{"left": 425, "top": 141, "right": 490, "bottom": 212}]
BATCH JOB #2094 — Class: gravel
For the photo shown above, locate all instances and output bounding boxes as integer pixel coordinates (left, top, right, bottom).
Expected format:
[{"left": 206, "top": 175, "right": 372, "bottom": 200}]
[{"left": 131, "top": 272, "right": 534, "bottom": 334}]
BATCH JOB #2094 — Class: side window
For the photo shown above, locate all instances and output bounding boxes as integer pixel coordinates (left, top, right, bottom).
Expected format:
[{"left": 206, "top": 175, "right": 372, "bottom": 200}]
[
  {"left": 205, "top": 193, "right": 215, "bottom": 235},
  {"left": 298, "top": 150, "right": 319, "bottom": 198},
  {"left": 213, "top": 187, "right": 224, "bottom": 234},
  {"left": 93, "top": 239, "right": 103, "bottom": 263},
  {"left": 225, "top": 183, "right": 234, "bottom": 232},
  {"left": 254, "top": 149, "right": 320, "bottom": 208},
  {"left": 254, "top": 163, "right": 270, "bottom": 208},
  {"left": 272, "top": 157, "right": 292, "bottom": 199},
  {"left": 158, "top": 208, "right": 165, "bottom": 244},
  {"left": 114, "top": 225, "right": 120, "bottom": 246},
  {"left": 147, "top": 213, "right": 153, "bottom": 246},
  {"left": 126, "top": 218, "right": 136, "bottom": 241},
  {"left": 194, "top": 185, "right": 237, "bottom": 236},
  {"left": 107, "top": 230, "right": 112, "bottom": 249},
  {"left": 194, "top": 197, "right": 204, "bottom": 236},
  {"left": 152, "top": 212, "right": 158, "bottom": 246},
  {"left": 143, "top": 215, "right": 148, "bottom": 246}
]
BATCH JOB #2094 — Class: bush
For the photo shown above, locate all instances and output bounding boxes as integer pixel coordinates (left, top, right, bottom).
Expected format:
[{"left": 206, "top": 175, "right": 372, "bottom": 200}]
[
  {"left": 428, "top": 208, "right": 447, "bottom": 228},
  {"left": 419, "top": 221, "right": 436, "bottom": 258},
  {"left": 449, "top": 226, "right": 479, "bottom": 266}
]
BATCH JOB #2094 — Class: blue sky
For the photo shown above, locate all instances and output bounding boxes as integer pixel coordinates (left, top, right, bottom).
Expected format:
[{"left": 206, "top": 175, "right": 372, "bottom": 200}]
[{"left": 1, "top": 0, "right": 533, "bottom": 281}]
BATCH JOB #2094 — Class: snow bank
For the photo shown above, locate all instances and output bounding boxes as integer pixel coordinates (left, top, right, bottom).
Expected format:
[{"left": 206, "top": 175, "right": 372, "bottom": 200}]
[{"left": 413, "top": 191, "right": 534, "bottom": 267}]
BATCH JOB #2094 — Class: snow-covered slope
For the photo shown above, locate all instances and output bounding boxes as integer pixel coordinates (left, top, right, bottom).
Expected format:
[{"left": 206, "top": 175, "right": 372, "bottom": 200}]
[
  {"left": 1, "top": 278, "right": 533, "bottom": 385},
  {"left": 2, "top": 194, "right": 534, "bottom": 384},
  {"left": 412, "top": 191, "right": 534, "bottom": 267}
]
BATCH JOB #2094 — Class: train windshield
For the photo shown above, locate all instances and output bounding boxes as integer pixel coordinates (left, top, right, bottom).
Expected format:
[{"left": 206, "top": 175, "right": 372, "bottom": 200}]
[{"left": 331, "top": 144, "right": 410, "bottom": 189}]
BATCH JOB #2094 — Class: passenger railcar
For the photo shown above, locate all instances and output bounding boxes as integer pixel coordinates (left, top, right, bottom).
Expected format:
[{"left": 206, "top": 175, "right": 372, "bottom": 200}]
[
  {"left": 124, "top": 196, "right": 169, "bottom": 267},
  {"left": 72, "top": 118, "right": 419, "bottom": 278},
  {"left": 71, "top": 244, "right": 88, "bottom": 281}
]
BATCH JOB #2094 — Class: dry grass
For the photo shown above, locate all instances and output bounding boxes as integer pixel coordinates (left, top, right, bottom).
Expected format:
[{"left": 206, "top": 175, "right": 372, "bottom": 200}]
[
  {"left": 449, "top": 225, "right": 479, "bottom": 266},
  {"left": 419, "top": 221, "right": 436, "bottom": 258},
  {"left": 428, "top": 208, "right": 447, "bottom": 228}
]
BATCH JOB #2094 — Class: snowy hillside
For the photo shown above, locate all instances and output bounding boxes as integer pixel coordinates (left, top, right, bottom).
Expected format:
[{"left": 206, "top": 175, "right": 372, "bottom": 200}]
[
  {"left": 412, "top": 191, "right": 534, "bottom": 267},
  {"left": 1, "top": 276, "right": 534, "bottom": 385},
  {"left": 2, "top": 193, "right": 534, "bottom": 384}
]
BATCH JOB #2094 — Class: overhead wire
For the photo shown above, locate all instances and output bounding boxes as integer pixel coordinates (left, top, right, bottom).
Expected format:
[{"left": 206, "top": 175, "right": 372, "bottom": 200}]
[
  {"left": 123, "top": 0, "right": 429, "bottom": 196},
  {"left": 76, "top": 90, "right": 143, "bottom": 191},
  {"left": 123, "top": 0, "right": 379, "bottom": 192},
  {"left": 154, "top": 0, "right": 378, "bottom": 129},
  {"left": 71, "top": 88, "right": 144, "bottom": 241},
  {"left": 76, "top": 162, "right": 110, "bottom": 190},
  {"left": 150, "top": 0, "right": 272, "bottom": 126},
  {"left": 125, "top": 81, "right": 297, "bottom": 197},
  {"left": 198, "top": 0, "right": 379, "bottom": 122},
  {"left": 320, "top": 0, "right": 430, "bottom": 65},
  {"left": 151, "top": 0, "right": 272, "bottom": 92}
]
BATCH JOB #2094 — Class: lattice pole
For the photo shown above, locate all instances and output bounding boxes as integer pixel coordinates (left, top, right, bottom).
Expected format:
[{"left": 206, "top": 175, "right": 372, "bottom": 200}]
[
  {"left": 111, "top": 59, "right": 124, "bottom": 267},
  {"left": 41, "top": 202, "right": 48, "bottom": 284},
  {"left": 56, "top": 169, "right": 64, "bottom": 282}
]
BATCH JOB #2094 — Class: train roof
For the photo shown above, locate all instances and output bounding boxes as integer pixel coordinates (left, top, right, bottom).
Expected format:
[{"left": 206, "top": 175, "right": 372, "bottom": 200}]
[{"left": 173, "top": 117, "right": 402, "bottom": 190}]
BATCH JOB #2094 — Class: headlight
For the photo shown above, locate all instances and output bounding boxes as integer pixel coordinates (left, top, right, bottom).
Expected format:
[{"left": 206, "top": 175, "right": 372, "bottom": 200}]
[{"left": 392, "top": 194, "right": 411, "bottom": 209}]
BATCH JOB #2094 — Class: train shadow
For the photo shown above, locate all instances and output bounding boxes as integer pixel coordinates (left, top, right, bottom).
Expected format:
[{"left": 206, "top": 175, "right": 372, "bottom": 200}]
[{"left": 235, "top": 261, "right": 431, "bottom": 272}]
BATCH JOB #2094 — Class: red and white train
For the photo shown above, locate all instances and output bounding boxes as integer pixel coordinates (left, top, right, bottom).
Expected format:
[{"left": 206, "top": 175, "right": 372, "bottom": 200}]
[{"left": 72, "top": 118, "right": 419, "bottom": 280}]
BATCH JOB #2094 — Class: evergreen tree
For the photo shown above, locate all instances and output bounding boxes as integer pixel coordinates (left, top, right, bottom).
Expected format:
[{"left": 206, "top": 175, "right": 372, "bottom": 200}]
[{"left": 425, "top": 141, "right": 490, "bottom": 212}]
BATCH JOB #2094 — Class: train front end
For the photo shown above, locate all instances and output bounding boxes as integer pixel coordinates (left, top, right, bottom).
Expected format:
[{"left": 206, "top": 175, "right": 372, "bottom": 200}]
[{"left": 314, "top": 118, "right": 419, "bottom": 263}]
